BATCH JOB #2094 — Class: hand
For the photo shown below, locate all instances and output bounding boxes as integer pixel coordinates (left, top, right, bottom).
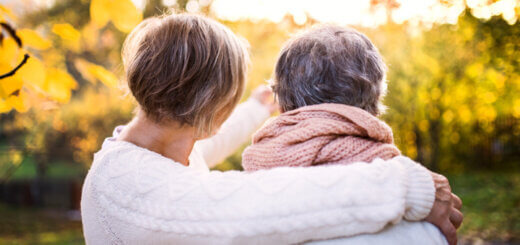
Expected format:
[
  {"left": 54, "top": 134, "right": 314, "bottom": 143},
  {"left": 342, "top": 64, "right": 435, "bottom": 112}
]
[
  {"left": 251, "top": 85, "right": 278, "bottom": 114},
  {"left": 424, "top": 172, "right": 463, "bottom": 245}
]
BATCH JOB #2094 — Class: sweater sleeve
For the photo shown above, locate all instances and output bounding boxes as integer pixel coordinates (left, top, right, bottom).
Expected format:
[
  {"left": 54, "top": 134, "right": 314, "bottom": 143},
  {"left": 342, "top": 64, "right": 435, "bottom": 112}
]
[
  {"left": 88, "top": 152, "right": 435, "bottom": 244},
  {"left": 306, "top": 220, "right": 447, "bottom": 245},
  {"left": 194, "top": 98, "right": 271, "bottom": 168}
]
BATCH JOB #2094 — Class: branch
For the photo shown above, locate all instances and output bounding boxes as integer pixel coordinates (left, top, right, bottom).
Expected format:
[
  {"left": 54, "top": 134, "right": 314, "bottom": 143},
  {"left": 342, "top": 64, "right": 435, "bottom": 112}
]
[
  {"left": 0, "top": 22, "right": 22, "bottom": 47},
  {"left": 0, "top": 21, "right": 30, "bottom": 80},
  {"left": 0, "top": 53, "right": 30, "bottom": 79}
]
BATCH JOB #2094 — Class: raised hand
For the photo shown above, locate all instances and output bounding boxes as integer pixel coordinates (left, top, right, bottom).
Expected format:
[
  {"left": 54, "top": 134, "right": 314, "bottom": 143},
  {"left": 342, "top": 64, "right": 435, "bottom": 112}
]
[{"left": 251, "top": 85, "right": 278, "bottom": 114}]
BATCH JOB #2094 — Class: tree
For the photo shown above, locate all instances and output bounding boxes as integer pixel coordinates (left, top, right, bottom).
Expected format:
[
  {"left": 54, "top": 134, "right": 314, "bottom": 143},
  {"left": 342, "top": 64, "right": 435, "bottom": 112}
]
[{"left": 377, "top": 11, "right": 520, "bottom": 171}]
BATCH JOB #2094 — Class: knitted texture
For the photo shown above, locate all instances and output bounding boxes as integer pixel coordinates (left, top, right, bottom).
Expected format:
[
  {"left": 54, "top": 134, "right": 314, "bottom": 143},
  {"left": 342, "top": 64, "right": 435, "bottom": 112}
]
[
  {"left": 81, "top": 101, "right": 437, "bottom": 244},
  {"left": 82, "top": 141, "right": 436, "bottom": 244},
  {"left": 242, "top": 103, "right": 401, "bottom": 171}
]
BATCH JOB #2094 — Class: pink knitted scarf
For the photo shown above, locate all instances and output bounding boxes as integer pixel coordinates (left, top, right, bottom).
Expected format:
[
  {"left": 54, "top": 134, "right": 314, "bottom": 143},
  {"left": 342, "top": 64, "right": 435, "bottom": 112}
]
[{"left": 242, "top": 103, "right": 400, "bottom": 171}]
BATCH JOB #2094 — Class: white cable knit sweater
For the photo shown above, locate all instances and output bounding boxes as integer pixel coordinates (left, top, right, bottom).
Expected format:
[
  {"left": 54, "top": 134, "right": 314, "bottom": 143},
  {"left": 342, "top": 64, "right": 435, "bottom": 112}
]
[{"left": 81, "top": 99, "right": 445, "bottom": 244}]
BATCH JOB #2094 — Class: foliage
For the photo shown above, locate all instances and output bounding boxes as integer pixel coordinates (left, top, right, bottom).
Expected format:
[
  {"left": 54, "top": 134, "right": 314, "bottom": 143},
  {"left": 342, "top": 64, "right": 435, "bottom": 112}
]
[
  {"left": 0, "top": 0, "right": 519, "bottom": 243},
  {"left": 372, "top": 12, "right": 520, "bottom": 171},
  {"left": 0, "top": 0, "right": 137, "bottom": 174},
  {"left": 1, "top": 0, "right": 518, "bottom": 171},
  {"left": 5, "top": 87, "right": 134, "bottom": 168},
  {"left": 0, "top": 10, "right": 76, "bottom": 112},
  {"left": 0, "top": 1, "right": 518, "bottom": 170},
  {"left": 90, "top": 0, "right": 143, "bottom": 33},
  {"left": 0, "top": 0, "right": 139, "bottom": 114}
]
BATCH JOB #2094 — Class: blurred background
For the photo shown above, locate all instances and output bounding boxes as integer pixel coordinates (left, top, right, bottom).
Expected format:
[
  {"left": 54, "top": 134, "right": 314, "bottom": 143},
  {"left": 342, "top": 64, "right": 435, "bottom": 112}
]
[{"left": 0, "top": 0, "right": 519, "bottom": 244}]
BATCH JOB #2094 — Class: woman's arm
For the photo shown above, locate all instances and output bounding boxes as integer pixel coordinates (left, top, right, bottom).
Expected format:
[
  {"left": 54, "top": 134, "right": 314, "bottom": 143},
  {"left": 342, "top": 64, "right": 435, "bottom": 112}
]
[
  {"left": 306, "top": 220, "right": 447, "bottom": 245},
  {"left": 88, "top": 152, "right": 435, "bottom": 244},
  {"left": 195, "top": 97, "right": 271, "bottom": 168}
]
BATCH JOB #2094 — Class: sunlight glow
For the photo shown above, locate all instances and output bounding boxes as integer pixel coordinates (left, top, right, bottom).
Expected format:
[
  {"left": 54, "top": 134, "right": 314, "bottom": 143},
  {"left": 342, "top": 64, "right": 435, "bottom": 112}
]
[
  {"left": 186, "top": 0, "right": 200, "bottom": 13},
  {"left": 211, "top": 0, "right": 518, "bottom": 27},
  {"left": 469, "top": 0, "right": 518, "bottom": 24},
  {"left": 162, "top": 0, "right": 177, "bottom": 7},
  {"left": 391, "top": 0, "right": 466, "bottom": 25}
]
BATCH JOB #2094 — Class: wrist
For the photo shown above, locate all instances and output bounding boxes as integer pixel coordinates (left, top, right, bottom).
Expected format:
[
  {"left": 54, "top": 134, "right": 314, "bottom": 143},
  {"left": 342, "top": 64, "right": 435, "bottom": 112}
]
[
  {"left": 247, "top": 97, "right": 271, "bottom": 115},
  {"left": 245, "top": 97, "right": 271, "bottom": 121}
]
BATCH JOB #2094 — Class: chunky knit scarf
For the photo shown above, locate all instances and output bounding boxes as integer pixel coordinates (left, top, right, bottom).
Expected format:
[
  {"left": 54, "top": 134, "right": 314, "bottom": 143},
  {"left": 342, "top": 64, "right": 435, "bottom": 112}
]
[{"left": 242, "top": 103, "right": 400, "bottom": 171}]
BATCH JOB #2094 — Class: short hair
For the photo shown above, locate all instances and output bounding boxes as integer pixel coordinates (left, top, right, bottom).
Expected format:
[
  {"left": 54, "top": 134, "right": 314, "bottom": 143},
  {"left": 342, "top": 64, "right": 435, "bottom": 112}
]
[
  {"left": 122, "top": 14, "right": 249, "bottom": 137},
  {"left": 272, "top": 25, "right": 387, "bottom": 115}
]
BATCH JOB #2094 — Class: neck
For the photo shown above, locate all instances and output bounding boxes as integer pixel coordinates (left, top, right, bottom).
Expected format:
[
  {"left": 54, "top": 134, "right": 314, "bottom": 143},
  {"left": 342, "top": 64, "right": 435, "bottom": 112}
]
[{"left": 117, "top": 111, "right": 196, "bottom": 166}]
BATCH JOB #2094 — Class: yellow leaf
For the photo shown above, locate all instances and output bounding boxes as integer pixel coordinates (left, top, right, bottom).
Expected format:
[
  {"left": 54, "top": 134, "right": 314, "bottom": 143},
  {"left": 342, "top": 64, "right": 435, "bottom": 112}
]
[
  {"left": 52, "top": 23, "right": 81, "bottom": 51},
  {"left": 0, "top": 98, "right": 12, "bottom": 113},
  {"left": 18, "top": 55, "right": 46, "bottom": 89},
  {"left": 44, "top": 68, "right": 77, "bottom": 103},
  {"left": 0, "top": 75, "right": 23, "bottom": 96},
  {"left": 108, "top": 0, "right": 143, "bottom": 33},
  {"left": 6, "top": 90, "right": 29, "bottom": 113},
  {"left": 0, "top": 61, "right": 13, "bottom": 82},
  {"left": 90, "top": 0, "right": 110, "bottom": 28},
  {"left": 18, "top": 29, "right": 52, "bottom": 50},
  {"left": 85, "top": 61, "right": 119, "bottom": 88},
  {"left": 89, "top": 0, "right": 142, "bottom": 33},
  {"left": 52, "top": 23, "right": 81, "bottom": 41},
  {"left": 0, "top": 37, "right": 21, "bottom": 70},
  {"left": 0, "top": 82, "right": 5, "bottom": 98}
]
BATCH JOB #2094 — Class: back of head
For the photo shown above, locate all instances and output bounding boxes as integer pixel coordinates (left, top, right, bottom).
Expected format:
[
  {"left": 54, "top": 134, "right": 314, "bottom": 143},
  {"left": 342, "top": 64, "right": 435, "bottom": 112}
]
[
  {"left": 122, "top": 14, "right": 249, "bottom": 137},
  {"left": 272, "top": 25, "right": 387, "bottom": 115}
]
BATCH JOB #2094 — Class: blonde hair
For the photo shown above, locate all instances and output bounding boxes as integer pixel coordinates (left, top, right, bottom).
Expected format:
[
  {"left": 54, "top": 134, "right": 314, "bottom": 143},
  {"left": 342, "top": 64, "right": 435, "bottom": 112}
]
[{"left": 122, "top": 14, "right": 249, "bottom": 137}]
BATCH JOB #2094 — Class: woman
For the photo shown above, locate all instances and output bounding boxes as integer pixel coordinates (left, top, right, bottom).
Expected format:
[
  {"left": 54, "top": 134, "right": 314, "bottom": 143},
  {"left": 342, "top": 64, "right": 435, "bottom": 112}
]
[
  {"left": 81, "top": 14, "right": 462, "bottom": 244},
  {"left": 243, "top": 25, "right": 460, "bottom": 245}
]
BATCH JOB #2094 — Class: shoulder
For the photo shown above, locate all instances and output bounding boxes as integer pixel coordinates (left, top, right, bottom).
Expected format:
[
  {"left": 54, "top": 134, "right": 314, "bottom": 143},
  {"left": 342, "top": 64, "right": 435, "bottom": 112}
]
[
  {"left": 88, "top": 140, "right": 193, "bottom": 201},
  {"left": 84, "top": 141, "right": 194, "bottom": 226}
]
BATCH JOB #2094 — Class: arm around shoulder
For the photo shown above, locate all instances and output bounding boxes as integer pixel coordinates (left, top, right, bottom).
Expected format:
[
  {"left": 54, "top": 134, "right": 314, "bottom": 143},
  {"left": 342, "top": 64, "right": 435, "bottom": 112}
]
[{"left": 86, "top": 150, "right": 436, "bottom": 244}]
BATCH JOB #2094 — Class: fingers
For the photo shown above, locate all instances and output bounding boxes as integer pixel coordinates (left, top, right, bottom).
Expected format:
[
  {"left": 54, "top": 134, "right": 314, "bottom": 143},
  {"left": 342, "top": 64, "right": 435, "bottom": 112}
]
[
  {"left": 253, "top": 85, "right": 273, "bottom": 95},
  {"left": 452, "top": 193, "right": 462, "bottom": 210},
  {"left": 450, "top": 208, "right": 464, "bottom": 229},
  {"left": 440, "top": 221, "right": 457, "bottom": 245},
  {"left": 432, "top": 173, "right": 453, "bottom": 202}
]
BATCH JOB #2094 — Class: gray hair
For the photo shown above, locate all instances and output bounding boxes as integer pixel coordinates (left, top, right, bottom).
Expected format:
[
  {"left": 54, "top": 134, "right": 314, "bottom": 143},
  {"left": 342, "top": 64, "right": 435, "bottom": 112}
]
[{"left": 272, "top": 25, "right": 387, "bottom": 115}]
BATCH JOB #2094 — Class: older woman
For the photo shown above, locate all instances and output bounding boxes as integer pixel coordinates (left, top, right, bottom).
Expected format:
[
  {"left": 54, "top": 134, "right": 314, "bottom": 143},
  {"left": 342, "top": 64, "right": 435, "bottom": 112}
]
[
  {"left": 242, "top": 25, "right": 463, "bottom": 244},
  {"left": 81, "top": 14, "right": 462, "bottom": 244}
]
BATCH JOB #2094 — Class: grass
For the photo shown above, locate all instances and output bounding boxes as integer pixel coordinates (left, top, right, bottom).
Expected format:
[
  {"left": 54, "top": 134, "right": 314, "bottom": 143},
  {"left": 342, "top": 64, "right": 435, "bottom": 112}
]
[
  {"left": 447, "top": 171, "right": 520, "bottom": 243},
  {"left": 0, "top": 172, "right": 517, "bottom": 244},
  {"left": 0, "top": 204, "right": 84, "bottom": 245},
  {"left": 0, "top": 156, "right": 85, "bottom": 181}
]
